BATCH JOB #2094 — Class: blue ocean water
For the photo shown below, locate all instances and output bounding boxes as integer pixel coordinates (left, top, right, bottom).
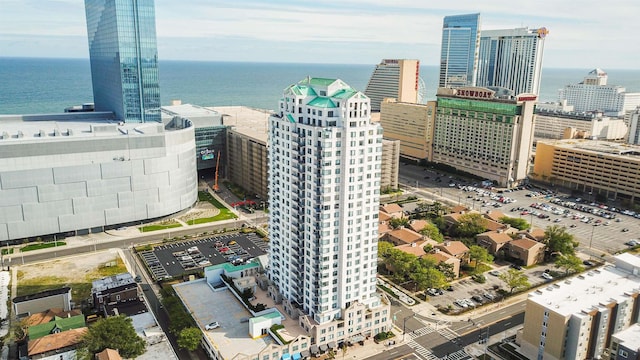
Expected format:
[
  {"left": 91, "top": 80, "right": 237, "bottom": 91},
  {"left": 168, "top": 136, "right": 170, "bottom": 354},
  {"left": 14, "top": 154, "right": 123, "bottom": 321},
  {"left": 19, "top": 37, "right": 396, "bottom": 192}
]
[{"left": 1, "top": 57, "right": 640, "bottom": 115}]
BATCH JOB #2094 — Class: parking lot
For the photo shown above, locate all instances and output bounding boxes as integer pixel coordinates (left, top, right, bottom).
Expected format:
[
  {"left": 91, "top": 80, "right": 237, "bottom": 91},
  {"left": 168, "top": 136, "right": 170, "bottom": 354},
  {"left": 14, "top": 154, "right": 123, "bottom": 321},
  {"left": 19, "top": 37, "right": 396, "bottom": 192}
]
[
  {"left": 138, "top": 232, "right": 269, "bottom": 280},
  {"left": 426, "top": 263, "right": 583, "bottom": 311},
  {"left": 398, "top": 164, "right": 640, "bottom": 254}
]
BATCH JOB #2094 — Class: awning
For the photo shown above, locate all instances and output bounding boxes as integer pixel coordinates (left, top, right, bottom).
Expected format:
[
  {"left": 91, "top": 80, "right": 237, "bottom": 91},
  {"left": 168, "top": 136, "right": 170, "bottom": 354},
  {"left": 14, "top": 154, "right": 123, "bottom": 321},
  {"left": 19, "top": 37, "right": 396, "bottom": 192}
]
[
  {"left": 292, "top": 353, "right": 302, "bottom": 360},
  {"left": 327, "top": 341, "right": 337, "bottom": 349},
  {"left": 319, "top": 344, "right": 328, "bottom": 352},
  {"left": 349, "top": 335, "right": 365, "bottom": 343},
  {"left": 281, "top": 354, "right": 291, "bottom": 360},
  {"left": 300, "top": 350, "right": 310, "bottom": 358},
  {"left": 309, "top": 345, "right": 319, "bottom": 355}
]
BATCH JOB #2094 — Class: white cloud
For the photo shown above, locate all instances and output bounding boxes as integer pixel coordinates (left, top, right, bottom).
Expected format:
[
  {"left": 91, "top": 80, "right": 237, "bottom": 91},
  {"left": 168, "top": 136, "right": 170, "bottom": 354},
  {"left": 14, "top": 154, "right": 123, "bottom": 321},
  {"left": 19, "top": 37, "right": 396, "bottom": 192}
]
[{"left": 0, "top": 0, "right": 638, "bottom": 68}]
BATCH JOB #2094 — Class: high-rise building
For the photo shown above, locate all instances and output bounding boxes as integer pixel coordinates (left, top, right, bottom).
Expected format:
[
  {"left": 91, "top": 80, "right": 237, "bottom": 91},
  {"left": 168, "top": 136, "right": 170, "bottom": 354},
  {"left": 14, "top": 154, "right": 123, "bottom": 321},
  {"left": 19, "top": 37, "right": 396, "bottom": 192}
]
[
  {"left": 85, "top": 0, "right": 161, "bottom": 123},
  {"left": 432, "top": 87, "right": 536, "bottom": 187},
  {"left": 628, "top": 107, "right": 640, "bottom": 145},
  {"left": 518, "top": 253, "right": 640, "bottom": 360},
  {"left": 439, "top": 13, "right": 481, "bottom": 88},
  {"left": 558, "top": 69, "right": 640, "bottom": 116},
  {"left": 268, "top": 77, "right": 390, "bottom": 342},
  {"left": 364, "top": 59, "right": 420, "bottom": 112},
  {"left": 379, "top": 98, "right": 436, "bottom": 161},
  {"left": 477, "top": 27, "right": 548, "bottom": 96}
]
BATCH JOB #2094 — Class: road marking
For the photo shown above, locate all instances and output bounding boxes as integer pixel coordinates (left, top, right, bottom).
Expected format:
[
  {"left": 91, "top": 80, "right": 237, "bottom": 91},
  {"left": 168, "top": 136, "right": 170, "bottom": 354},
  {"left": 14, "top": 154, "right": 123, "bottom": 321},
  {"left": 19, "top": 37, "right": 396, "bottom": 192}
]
[{"left": 504, "top": 322, "right": 511, "bottom": 326}]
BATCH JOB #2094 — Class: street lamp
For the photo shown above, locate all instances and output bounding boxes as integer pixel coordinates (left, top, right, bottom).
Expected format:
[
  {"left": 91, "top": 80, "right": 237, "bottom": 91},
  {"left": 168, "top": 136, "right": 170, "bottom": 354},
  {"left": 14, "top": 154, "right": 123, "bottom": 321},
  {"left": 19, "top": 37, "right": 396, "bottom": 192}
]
[{"left": 402, "top": 314, "right": 416, "bottom": 342}]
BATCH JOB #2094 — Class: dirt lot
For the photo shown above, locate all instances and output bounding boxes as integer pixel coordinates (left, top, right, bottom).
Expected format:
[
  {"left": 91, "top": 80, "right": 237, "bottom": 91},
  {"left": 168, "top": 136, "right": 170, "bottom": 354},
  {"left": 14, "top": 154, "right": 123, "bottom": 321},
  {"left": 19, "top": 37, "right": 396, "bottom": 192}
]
[{"left": 16, "top": 249, "right": 128, "bottom": 303}]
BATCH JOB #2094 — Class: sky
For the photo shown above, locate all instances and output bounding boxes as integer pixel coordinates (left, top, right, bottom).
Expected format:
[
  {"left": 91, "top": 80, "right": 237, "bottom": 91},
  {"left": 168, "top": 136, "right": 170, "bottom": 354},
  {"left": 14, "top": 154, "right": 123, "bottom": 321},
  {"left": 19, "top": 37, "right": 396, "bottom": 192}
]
[{"left": 1, "top": 0, "right": 639, "bottom": 69}]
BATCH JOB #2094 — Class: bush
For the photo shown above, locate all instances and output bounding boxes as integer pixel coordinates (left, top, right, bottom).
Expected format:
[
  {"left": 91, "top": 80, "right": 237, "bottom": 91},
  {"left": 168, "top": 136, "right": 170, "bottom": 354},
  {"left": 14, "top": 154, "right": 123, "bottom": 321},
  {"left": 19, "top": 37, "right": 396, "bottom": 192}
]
[
  {"left": 374, "top": 331, "right": 395, "bottom": 342},
  {"left": 472, "top": 274, "right": 486, "bottom": 283}
]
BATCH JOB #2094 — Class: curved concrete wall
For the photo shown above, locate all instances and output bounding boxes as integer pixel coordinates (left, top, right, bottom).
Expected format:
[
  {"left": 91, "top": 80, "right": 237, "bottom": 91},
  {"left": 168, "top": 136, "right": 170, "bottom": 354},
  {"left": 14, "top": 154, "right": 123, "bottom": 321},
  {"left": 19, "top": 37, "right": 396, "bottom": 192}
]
[{"left": 0, "top": 123, "right": 197, "bottom": 241}]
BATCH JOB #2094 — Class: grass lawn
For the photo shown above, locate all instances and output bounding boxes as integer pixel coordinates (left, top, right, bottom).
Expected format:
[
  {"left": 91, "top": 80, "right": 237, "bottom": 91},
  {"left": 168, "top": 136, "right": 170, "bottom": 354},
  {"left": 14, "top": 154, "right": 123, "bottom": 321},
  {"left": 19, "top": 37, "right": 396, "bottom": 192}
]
[
  {"left": 20, "top": 242, "right": 66, "bottom": 252},
  {"left": 193, "top": 191, "right": 238, "bottom": 224},
  {"left": 16, "top": 258, "right": 128, "bottom": 301},
  {"left": 1, "top": 248, "right": 14, "bottom": 255},
  {"left": 140, "top": 223, "right": 182, "bottom": 232}
]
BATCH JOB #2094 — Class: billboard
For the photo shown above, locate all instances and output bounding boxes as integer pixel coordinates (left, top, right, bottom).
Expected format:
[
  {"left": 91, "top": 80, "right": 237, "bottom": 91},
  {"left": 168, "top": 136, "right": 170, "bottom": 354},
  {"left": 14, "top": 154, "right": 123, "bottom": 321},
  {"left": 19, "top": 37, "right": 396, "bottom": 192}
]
[{"left": 200, "top": 149, "right": 215, "bottom": 161}]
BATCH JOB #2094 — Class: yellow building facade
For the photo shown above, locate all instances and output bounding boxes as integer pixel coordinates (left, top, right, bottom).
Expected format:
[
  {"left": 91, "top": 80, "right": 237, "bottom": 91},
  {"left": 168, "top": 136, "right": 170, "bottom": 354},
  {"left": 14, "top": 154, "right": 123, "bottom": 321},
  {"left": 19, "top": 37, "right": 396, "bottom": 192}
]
[{"left": 379, "top": 99, "right": 435, "bottom": 161}]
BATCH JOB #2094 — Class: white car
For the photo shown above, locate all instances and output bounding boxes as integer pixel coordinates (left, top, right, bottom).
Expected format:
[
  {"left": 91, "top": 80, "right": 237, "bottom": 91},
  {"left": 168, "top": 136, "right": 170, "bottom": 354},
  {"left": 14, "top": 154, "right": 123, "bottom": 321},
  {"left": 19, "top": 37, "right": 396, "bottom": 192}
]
[
  {"left": 205, "top": 322, "right": 220, "bottom": 330},
  {"left": 541, "top": 272, "right": 553, "bottom": 280}
]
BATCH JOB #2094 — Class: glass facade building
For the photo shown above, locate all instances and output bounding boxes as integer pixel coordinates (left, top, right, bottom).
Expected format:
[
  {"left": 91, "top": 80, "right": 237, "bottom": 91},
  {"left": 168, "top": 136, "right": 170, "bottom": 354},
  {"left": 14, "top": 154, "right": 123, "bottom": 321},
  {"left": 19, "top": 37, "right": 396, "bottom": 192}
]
[
  {"left": 85, "top": 0, "right": 161, "bottom": 123},
  {"left": 439, "top": 13, "right": 481, "bottom": 88}
]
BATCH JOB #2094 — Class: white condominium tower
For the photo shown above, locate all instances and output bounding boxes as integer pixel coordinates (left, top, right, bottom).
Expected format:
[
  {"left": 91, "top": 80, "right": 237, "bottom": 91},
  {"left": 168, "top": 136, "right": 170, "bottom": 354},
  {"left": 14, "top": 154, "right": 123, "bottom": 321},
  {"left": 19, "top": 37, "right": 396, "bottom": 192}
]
[
  {"left": 268, "top": 77, "right": 385, "bottom": 326},
  {"left": 477, "top": 27, "right": 548, "bottom": 96}
]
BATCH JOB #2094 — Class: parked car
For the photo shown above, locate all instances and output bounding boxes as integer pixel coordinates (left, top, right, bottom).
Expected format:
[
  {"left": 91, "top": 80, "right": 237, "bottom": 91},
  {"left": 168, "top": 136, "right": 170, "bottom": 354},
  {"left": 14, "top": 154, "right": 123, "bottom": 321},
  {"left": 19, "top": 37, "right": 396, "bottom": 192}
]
[
  {"left": 471, "top": 295, "right": 484, "bottom": 304},
  {"left": 427, "top": 288, "right": 439, "bottom": 296},
  {"left": 510, "top": 264, "right": 523, "bottom": 270},
  {"left": 583, "top": 260, "right": 594, "bottom": 266},
  {"left": 625, "top": 239, "right": 639, "bottom": 246},
  {"left": 541, "top": 272, "right": 553, "bottom": 280},
  {"left": 622, "top": 228, "right": 630, "bottom": 232},
  {"left": 483, "top": 292, "right": 495, "bottom": 300},
  {"left": 205, "top": 322, "right": 220, "bottom": 330},
  {"left": 488, "top": 270, "right": 500, "bottom": 276}
]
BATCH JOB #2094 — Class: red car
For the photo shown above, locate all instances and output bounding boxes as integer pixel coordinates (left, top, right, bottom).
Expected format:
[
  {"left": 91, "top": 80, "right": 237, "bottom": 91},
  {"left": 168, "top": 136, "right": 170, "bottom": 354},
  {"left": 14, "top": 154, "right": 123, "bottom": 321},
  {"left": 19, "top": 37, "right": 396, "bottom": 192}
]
[{"left": 219, "top": 247, "right": 230, "bottom": 253}]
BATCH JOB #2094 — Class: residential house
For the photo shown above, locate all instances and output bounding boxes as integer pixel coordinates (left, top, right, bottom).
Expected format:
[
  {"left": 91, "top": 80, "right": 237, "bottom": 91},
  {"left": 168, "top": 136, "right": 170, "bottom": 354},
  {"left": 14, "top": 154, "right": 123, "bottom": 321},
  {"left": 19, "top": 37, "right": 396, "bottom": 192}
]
[
  {"left": 476, "top": 231, "right": 513, "bottom": 255},
  {"left": 424, "top": 251, "right": 461, "bottom": 278},
  {"left": 91, "top": 273, "right": 142, "bottom": 317},
  {"left": 24, "top": 308, "right": 82, "bottom": 327},
  {"left": 13, "top": 287, "right": 72, "bottom": 316},
  {"left": 505, "top": 238, "right": 546, "bottom": 266},
  {"left": 384, "top": 228, "right": 424, "bottom": 246},
  {"left": 517, "top": 228, "right": 546, "bottom": 242},
  {"left": 379, "top": 203, "right": 405, "bottom": 219},
  {"left": 27, "top": 313, "right": 87, "bottom": 360},
  {"left": 434, "top": 241, "right": 469, "bottom": 263},
  {"left": 96, "top": 348, "right": 123, "bottom": 360},
  {"left": 408, "top": 219, "right": 429, "bottom": 234}
]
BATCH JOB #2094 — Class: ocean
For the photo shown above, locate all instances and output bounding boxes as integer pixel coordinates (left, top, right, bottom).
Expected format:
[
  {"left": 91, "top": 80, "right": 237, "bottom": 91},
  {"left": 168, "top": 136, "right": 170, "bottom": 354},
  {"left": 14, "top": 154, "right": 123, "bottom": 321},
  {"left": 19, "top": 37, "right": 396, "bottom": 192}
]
[{"left": 1, "top": 57, "right": 640, "bottom": 115}]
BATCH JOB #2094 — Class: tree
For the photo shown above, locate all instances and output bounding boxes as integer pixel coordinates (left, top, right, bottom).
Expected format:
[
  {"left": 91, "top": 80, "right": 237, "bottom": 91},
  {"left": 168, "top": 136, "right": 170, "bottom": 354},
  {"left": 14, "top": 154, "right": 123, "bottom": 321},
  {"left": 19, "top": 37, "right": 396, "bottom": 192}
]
[
  {"left": 78, "top": 315, "right": 146, "bottom": 359},
  {"left": 388, "top": 217, "right": 410, "bottom": 229},
  {"left": 554, "top": 254, "right": 584, "bottom": 275},
  {"left": 377, "top": 241, "right": 395, "bottom": 260},
  {"left": 177, "top": 327, "right": 202, "bottom": 351},
  {"left": 414, "top": 267, "right": 448, "bottom": 291},
  {"left": 454, "top": 213, "right": 488, "bottom": 237},
  {"left": 419, "top": 222, "right": 444, "bottom": 243},
  {"left": 499, "top": 269, "right": 531, "bottom": 294},
  {"left": 499, "top": 217, "right": 530, "bottom": 231},
  {"left": 468, "top": 245, "right": 493, "bottom": 271},
  {"left": 341, "top": 342, "right": 348, "bottom": 359},
  {"left": 544, "top": 225, "right": 579, "bottom": 257},
  {"left": 436, "top": 262, "right": 456, "bottom": 281}
]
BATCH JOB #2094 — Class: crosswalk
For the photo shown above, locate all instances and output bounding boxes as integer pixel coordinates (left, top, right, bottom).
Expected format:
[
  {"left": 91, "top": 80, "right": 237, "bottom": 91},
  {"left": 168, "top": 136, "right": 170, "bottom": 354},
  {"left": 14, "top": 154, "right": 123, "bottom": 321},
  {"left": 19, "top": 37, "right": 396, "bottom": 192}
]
[{"left": 405, "top": 325, "right": 472, "bottom": 360}]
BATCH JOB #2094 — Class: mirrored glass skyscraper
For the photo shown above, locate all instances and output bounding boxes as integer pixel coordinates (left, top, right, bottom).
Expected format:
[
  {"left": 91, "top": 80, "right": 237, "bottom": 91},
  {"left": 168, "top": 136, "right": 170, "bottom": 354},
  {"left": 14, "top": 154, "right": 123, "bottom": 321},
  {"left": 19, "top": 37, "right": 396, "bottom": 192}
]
[
  {"left": 439, "top": 13, "right": 481, "bottom": 88},
  {"left": 85, "top": 0, "right": 161, "bottom": 123}
]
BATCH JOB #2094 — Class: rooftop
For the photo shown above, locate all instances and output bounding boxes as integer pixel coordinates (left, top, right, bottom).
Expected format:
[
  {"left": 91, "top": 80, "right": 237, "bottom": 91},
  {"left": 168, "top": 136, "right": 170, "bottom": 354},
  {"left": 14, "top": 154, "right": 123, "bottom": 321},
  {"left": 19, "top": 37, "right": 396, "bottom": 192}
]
[
  {"left": 28, "top": 314, "right": 86, "bottom": 340},
  {"left": 435, "top": 241, "right": 469, "bottom": 256},
  {"left": 209, "top": 106, "right": 271, "bottom": 143},
  {"left": 92, "top": 273, "right": 134, "bottom": 293},
  {"left": 613, "top": 323, "right": 640, "bottom": 349},
  {"left": 28, "top": 327, "right": 87, "bottom": 356},
  {"left": 161, "top": 103, "right": 223, "bottom": 128},
  {"left": 538, "top": 139, "right": 640, "bottom": 158},
  {"left": 509, "top": 238, "right": 543, "bottom": 250},
  {"left": 528, "top": 262, "right": 640, "bottom": 317},
  {"left": 478, "top": 231, "right": 513, "bottom": 244},
  {"left": 173, "top": 280, "right": 273, "bottom": 359},
  {"left": 13, "top": 287, "right": 70, "bottom": 304}
]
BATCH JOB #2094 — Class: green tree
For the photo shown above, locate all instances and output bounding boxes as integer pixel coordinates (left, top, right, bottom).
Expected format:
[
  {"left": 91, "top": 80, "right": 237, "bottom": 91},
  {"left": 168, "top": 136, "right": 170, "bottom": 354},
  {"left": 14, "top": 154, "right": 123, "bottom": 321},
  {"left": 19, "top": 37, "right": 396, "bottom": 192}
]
[
  {"left": 554, "top": 254, "right": 584, "bottom": 275},
  {"left": 498, "top": 269, "right": 531, "bottom": 294},
  {"left": 388, "top": 217, "right": 410, "bottom": 229},
  {"left": 419, "top": 222, "right": 444, "bottom": 243},
  {"left": 454, "top": 213, "right": 488, "bottom": 237},
  {"left": 78, "top": 315, "right": 146, "bottom": 359},
  {"left": 163, "top": 296, "right": 194, "bottom": 334},
  {"left": 377, "top": 241, "right": 395, "bottom": 260},
  {"left": 468, "top": 245, "right": 493, "bottom": 271},
  {"left": 417, "top": 267, "right": 448, "bottom": 291},
  {"left": 422, "top": 243, "right": 434, "bottom": 254},
  {"left": 544, "top": 225, "right": 579, "bottom": 257},
  {"left": 387, "top": 250, "right": 417, "bottom": 282},
  {"left": 177, "top": 327, "right": 202, "bottom": 351},
  {"left": 427, "top": 202, "right": 446, "bottom": 218},
  {"left": 436, "top": 262, "right": 456, "bottom": 280},
  {"left": 341, "top": 343, "right": 348, "bottom": 359},
  {"left": 499, "top": 217, "right": 530, "bottom": 231}
]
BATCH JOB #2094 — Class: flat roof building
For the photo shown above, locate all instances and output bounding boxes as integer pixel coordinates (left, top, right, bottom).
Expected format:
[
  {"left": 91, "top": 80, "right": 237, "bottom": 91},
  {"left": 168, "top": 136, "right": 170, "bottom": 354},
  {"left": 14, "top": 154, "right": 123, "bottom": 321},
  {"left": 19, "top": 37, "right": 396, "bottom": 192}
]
[
  {"left": 610, "top": 323, "right": 640, "bottom": 360},
  {"left": 0, "top": 112, "right": 197, "bottom": 242},
  {"left": 379, "top": 99, "right": 436, "bottom": 162},
  {"left": 433, "top": 87, "right": 536, "bottom": 187},
  {"left": 533, "top": 139, "right": 640, "bottom": 204},
  {"left": 518, "top": 254, "right": 640, "bottom": 360},
  {"left": 534, "top": 109, "right": 628, "bottom": 142}
]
